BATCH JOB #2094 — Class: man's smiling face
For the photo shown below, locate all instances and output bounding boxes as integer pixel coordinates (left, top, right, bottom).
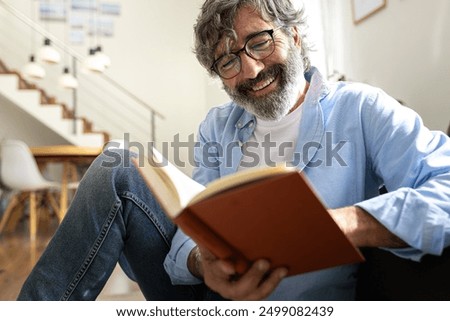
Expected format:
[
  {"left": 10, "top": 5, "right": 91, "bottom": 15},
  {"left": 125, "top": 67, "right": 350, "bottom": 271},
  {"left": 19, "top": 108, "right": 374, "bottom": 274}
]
[{"left": 218, "top": 5, "right": 307, "bottom": 120}]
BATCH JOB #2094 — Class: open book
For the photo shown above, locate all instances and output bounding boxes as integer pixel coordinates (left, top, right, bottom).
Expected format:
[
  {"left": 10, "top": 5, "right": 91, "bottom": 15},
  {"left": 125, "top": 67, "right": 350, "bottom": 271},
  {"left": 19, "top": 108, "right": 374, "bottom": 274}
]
[{"left": 134, "top": 148, "right": 364, "bottom": 277}]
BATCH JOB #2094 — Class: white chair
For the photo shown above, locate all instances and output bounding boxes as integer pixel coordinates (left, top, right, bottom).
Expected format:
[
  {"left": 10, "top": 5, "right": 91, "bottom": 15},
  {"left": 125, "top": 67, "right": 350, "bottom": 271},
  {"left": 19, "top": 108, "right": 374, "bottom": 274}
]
[
  {"left": 0, "top": 153, "right": 11, "bottom": 216},
  {"left": 0, "top": 139, "right": 61, "bottom": 242}
]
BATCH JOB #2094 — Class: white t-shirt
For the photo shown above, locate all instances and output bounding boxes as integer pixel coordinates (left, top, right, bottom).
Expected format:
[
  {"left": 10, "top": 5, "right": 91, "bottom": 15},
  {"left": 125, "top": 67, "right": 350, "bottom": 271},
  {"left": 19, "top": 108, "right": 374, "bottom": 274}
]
[{"left": 238, "top": 105, "right": 303, "bottom": 170}]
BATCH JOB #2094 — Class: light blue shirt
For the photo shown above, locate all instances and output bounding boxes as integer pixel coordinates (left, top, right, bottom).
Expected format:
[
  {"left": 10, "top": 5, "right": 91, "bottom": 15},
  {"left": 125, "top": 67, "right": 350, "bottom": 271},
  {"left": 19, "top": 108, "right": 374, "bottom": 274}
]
[{"left": 163, "top": 68, "right": 450, "bottom": 300}]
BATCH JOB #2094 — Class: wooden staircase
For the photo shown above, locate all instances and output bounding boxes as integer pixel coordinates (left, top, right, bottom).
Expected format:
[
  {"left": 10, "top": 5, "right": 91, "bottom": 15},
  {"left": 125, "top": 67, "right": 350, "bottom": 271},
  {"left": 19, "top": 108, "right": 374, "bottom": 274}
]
[{"left": 0, "top": 58, "right": 110, "bottom": 147}]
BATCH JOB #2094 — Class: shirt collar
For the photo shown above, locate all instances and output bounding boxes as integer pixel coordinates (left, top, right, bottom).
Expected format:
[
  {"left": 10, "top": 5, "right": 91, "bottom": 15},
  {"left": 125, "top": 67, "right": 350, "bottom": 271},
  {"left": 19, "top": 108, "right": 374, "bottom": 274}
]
[{"left": 304, "top": 66, "right": 330, "bottom": 105}]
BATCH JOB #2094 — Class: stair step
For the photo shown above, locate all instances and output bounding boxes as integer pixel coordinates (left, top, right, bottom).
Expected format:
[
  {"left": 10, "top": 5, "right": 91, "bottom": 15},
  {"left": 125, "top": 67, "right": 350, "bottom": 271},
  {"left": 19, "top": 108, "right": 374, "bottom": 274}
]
[
  {"left": 72, "top": 133, "right": 106, "bottom": 147},
  {"left": 40, "top": 104, "right": 64, "bottom": 120},
  {"left": 0, "top": 71, "right": 108, "bottom": 147},
  {"left": 58, "top": 118, "right": 85, "bottom": 135},
  {"left": 0, "top": 74, "right": 18, "bottom": 92},
  {"left": 0, "top": 87, "right": 41, "bottom": 114}
]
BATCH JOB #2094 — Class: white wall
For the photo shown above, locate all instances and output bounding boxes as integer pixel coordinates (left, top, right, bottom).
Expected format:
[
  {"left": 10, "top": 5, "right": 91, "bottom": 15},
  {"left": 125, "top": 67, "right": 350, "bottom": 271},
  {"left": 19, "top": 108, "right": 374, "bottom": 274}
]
[
  {"left": 105, "top": 0, "right": 208, "bottom": 131},
  {"left": 102, "top": 0, "right": 211, "bottom": 172},
  {"left": 330, "top": 0, "right": 450, "bottom": 131}
]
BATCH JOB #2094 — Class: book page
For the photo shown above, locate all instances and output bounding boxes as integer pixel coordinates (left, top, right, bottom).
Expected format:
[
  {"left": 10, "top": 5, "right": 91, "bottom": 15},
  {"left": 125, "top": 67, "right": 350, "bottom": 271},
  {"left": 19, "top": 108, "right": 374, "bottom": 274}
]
[
  {"left": 150, "top": 148, "right": 205, "bottom": 207},
  {"left": 134, "top": 148, "right": 205, "bottom": 219}
]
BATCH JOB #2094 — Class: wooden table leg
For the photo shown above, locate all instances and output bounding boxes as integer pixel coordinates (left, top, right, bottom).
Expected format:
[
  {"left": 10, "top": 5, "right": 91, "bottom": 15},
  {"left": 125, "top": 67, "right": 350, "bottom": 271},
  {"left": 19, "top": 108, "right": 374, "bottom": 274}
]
[
  {"left": 59, "top": 162, "right": 79, "bottom": 221},
  {"left": 59, "top": 162, "right": 69, "bottom": 221}
]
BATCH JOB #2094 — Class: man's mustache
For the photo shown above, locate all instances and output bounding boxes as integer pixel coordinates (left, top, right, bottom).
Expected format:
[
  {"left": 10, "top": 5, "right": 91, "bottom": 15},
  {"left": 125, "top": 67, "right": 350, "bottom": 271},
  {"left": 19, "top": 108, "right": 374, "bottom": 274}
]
[{"left": 236, "top": 64, "right": 282, "bottom": 93}]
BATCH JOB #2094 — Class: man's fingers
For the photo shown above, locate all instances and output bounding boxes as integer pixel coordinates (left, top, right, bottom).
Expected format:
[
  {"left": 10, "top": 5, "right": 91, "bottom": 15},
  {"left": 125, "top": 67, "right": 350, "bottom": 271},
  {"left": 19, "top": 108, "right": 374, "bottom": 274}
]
[
  {"left": 198, "top": 249, "right": 287, "bottom": 300},
  {"left": 245, "top": 267, "right": 288, "bottom": 300},
  {"left": 236, "top": 260, "right": 271, "bottom": 288},
  {"left": 222, "top": 260, "right": 287, "bottom": 300}
]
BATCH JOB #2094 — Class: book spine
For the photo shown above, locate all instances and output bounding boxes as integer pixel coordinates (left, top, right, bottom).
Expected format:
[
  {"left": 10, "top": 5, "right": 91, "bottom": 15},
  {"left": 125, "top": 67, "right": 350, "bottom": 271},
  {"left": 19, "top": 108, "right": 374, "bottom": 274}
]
[{"left": 175, "top": 209, "right": 250, "bottom": 274}]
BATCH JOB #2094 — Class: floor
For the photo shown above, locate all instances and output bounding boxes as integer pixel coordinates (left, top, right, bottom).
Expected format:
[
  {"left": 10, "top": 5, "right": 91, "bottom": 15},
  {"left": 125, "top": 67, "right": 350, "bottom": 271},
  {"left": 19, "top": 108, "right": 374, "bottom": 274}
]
[{"left": 0, "top": 210, "right": 145, "bottom": 301}]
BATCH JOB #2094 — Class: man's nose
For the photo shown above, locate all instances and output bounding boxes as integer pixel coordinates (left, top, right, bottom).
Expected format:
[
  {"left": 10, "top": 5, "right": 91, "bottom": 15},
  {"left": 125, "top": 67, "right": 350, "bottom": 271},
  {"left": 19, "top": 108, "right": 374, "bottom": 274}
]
[{"left": 239, "top": 53, "right": 265, "bottom": 79}]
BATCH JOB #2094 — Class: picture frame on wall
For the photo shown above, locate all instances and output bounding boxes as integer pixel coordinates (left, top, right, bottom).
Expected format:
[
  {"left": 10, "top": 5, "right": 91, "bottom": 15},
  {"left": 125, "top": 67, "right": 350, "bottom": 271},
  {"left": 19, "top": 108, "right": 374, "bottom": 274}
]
[
  {"left": 71, "top": 0, "right": 97, "bottom": 12},
  {"left": 351, "top": 0, "right": 386, "bottom": 24},
  {"left": 39, "top": 1, "right": 66, "bottom": 21},
  {"left": 99, "top": 2, "right": 121, "bottom": 16}
]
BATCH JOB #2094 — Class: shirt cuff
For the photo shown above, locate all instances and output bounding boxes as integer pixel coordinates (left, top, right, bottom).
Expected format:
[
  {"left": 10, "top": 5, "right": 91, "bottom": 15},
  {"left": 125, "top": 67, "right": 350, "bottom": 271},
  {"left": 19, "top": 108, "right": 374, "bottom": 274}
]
[
  {"left": 163, "top": 229, "right": 203, "bottom": 285},
  {"left": 356, "top": 188, "right": 450, "bottom": 260}
]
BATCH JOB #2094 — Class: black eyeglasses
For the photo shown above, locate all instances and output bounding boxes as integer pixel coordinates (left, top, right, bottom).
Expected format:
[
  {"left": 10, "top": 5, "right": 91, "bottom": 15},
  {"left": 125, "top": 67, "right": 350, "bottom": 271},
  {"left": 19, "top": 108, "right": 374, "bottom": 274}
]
[{"left": 211, "top": 28, "right": 281, "bottom": 79}]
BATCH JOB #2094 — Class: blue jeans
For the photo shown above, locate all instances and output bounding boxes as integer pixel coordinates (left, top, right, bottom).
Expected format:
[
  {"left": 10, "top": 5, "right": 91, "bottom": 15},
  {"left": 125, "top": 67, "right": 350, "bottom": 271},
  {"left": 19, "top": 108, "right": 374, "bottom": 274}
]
[{"left": 18, "top": 150, "right": 217, "bottom": 300}]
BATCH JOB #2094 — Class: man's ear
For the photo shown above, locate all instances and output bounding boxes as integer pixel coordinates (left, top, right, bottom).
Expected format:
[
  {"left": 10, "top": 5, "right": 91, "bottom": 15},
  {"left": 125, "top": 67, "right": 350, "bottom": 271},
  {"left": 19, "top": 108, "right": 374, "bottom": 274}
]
[{"left": 292, "top": 26, "right": 301, "bottom": 48}]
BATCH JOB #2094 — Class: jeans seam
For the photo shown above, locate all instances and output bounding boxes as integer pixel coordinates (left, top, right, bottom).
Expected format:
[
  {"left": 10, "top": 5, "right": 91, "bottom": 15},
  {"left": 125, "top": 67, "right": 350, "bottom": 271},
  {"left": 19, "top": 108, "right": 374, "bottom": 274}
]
[
  {"left": 61, "top": 200, "right": 122, "bottom": 301},
  {"left": 121, "top": 191, "right": 172, "bottom": 248}
]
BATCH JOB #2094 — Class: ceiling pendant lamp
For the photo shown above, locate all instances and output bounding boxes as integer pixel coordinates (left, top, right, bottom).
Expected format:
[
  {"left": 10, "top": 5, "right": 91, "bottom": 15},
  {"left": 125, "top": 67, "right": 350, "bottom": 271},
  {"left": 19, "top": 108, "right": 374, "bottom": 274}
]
[
  {"left": 94, "top": 46, "right": 111, "bottom": 69},
  {"left": 22, "top": 55, "right": 46, "bottom": 79},
  {"left": 22, "top": 0, "right": 45, "bottom": 80},
  {"left": 83, "top": 48, "right": 106, "bottom": 73},
  {"left": 37, "top": 38, "right": 61, "bottom": 64},
  {"left": 58, "top": 67, "right": 78, "bottom": 89}
]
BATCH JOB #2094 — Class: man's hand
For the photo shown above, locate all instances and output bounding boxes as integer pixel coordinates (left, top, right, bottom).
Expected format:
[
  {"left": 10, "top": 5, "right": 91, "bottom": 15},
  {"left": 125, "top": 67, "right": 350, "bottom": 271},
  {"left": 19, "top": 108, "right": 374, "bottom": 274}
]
[{"left": 188, "top": 246, "right": 288, "bottom": 300}]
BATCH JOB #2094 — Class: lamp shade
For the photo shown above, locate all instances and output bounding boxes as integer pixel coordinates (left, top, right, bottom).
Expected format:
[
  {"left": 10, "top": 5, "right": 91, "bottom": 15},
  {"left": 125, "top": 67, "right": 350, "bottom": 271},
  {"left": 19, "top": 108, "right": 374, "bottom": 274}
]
[
  {"left": 58, "top": 67, "right": 78, "bottom": 89},
  {"left": 94, "top": 46, "right": 111, "bottom": 68},
  {"left": 38, "top": 38, "right": 61, "bottom": 64},
  {"left": 22, "top": 55, "right": 45, "bottom": 79},
  {"left": 83, "top": 48, "right": 106, "bottom": 73}
]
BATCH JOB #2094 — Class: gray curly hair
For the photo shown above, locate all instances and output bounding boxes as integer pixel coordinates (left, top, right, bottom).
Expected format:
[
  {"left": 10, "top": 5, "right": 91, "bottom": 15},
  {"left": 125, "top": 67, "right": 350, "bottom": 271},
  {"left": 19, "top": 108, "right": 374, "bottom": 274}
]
[{"left": 193, "top": 0, "right": 311, "bottom": 77}]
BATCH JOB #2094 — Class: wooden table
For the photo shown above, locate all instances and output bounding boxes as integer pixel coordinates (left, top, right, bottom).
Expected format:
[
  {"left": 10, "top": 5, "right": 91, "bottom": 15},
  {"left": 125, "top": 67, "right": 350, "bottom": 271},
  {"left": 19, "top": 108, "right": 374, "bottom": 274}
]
[{"left": 31, "top": 145, "right": 103, "bottom": 221}]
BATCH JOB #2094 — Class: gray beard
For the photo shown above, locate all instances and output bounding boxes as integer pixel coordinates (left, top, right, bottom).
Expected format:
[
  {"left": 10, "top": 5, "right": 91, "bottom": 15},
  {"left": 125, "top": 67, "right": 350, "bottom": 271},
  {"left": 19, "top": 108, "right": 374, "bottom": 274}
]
[{"left": 223, "top": 44, "right": 305, "bottom": 121}]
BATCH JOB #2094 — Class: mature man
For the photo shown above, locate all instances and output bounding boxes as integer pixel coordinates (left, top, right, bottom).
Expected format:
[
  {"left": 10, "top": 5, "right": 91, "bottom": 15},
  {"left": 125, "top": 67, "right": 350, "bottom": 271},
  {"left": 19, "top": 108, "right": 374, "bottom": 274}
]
[{"left": 18, "top": 0, "right": 450, "bottom": 300}]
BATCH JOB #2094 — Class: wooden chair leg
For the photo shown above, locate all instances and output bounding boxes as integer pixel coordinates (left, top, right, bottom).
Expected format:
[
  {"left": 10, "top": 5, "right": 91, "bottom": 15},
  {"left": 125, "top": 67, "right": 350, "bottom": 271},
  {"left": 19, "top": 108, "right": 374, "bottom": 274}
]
[
  {"left": 0, "top": 194, "right": 19, "bottom": 234},
  {"left": 1, "top": 191, "right": 57, "bottom": 240},
  {"left": 37, "top": 193, "right": 50, "bottom": 226},
  {"left": 6, "top": 197, "right": 25, "bottom": 232},
  {"left": 46, "top": 191, "right": 60, "bottom": 221}
]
